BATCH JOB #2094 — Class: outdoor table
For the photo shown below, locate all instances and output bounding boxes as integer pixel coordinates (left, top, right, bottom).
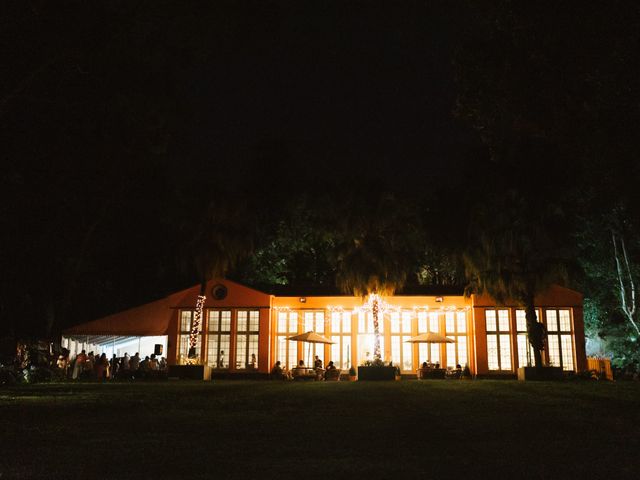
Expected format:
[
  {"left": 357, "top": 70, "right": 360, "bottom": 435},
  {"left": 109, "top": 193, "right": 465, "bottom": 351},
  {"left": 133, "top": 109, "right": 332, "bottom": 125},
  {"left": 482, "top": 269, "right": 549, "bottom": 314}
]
[
  {"left": 292, "top": 367, "right": 316, "bottom": 380},
  {"left": 417, "top": 368, "right": 446, "bottom": 379},
  {"left": 325, "top": 368, "right": 341, "bottom": 381}
]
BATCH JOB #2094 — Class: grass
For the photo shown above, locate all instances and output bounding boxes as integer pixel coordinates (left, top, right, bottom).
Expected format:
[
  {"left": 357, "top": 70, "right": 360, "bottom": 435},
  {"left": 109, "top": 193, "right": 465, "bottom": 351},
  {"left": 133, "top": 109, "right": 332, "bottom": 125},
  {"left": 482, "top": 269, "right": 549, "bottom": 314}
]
[{"left": 1, "top": 380, "right": 639, "bottom": 479}]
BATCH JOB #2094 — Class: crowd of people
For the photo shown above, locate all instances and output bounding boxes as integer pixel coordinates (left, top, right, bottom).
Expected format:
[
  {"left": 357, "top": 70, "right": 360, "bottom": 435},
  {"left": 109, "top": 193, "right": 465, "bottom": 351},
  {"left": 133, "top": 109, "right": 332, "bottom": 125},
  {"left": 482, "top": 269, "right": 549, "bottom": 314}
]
[
  {"left": 57, "top": 349, "right": 168, "bottom": 381},
  {"left": 0, "top": 342, "right": 166, "bottom": 384}
]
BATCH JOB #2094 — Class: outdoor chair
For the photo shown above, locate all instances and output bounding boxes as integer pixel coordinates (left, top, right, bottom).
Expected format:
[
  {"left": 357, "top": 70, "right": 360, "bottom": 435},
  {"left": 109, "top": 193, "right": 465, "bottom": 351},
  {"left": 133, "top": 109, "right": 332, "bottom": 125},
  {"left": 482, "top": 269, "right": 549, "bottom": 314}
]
[
  {"left": 270, "top": 370, "right": 287, "bottom": 380},
  {"left": 445, "top": 369, "right": 462, "bottom": 380},
  {"left": 417, "top": 367, "right": 446, "bottom": 379},
  {"left": 325, "top": 369, "right": 341, "bottom": 381}
]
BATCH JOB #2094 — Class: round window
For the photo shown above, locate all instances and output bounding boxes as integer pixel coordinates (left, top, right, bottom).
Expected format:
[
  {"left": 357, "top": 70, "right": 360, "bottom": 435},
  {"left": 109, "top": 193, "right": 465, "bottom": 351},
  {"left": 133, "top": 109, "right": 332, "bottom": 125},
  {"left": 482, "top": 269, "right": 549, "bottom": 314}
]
[{"left": 212, "top": 284, "right": 228, "bottom": 300}]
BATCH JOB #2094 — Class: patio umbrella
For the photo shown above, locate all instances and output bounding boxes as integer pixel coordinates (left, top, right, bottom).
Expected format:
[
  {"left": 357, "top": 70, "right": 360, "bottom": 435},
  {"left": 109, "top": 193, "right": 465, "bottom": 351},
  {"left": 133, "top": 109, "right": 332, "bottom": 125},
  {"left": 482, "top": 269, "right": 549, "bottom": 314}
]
[
  {"left": 406, "top": 332, "right": 454, "bottom": 376},
  {"left": 405, "top": 332, "right": 455, "bottom": 343},
  {"left": 287, "top": 331, "right": 334, "bottom": 367}
]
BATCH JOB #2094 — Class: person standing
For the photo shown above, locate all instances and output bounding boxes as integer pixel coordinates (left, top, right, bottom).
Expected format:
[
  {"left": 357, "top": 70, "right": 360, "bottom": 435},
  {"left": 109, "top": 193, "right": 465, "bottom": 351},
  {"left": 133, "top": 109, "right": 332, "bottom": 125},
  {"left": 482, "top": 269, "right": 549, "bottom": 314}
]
[
  {"left": 139, "top": 356, "right": 150, "bottom": 379},
  {"left": 85, "top": 352, "right": 95, "bottom": 379},
  {"left": 110, "top": 354, "right": 119, "bottom": 379},
  {"left": 57, "top": 349, "right": 70, "bottom": 378},
  {"left": 149, "top": 354, "right": 159, "bottom": 371},
  {"left": 72, "top": 350, "right": 87, "bottom": 380},
  {"left": 158, "top": 357, "right": 167, "bottom": 372},
  {"left": 129, "top": 352, "right": 140, "bottom": 378},
  {"left": 121, "top": 353, "right": 130, "bottom": 378},
  {"left": 95, "top": 353, "right": 109, "bottom": 382}
]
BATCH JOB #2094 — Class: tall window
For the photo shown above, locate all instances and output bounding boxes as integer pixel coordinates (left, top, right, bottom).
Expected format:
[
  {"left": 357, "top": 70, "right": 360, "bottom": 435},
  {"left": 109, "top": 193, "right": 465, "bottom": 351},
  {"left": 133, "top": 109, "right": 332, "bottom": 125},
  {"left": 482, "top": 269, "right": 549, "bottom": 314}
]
[
  {"left": 276, "top": 311, "right": 299, "bottom": 369},
  {"left": 207, "top": 310, "right": 231, "bottom": 369},
  {"left": 357, "top": 312, "right": 384, "bottom": 364},
  {"left": 417, "top": 312, "right": 440, "bottom": 365},
  {"left": 486, "top": 309, "right": 511, "bottom": 371},
  {"left": 236, "top": 310, "right": 259, "bottom": 369},
  {"left": 304, "top": 311, "right": 326, "bottom": 364},
  {"left": 330, "top": 310, "right": 352, "bottom": 370},
  {"left": 390, "top": 311, "right": 413, "bottom": 371},
  {"left": 546, "top": 309, "right": 574, "bottom": 371},
  {"left": 446, "top": 311, "right": 468, "bottom": 368},
  {"left": 179, "top": 310, "right": 201, "bottom": 361},
  {"left": 515, "top": 310, "right": 537, "bottom": 368}
]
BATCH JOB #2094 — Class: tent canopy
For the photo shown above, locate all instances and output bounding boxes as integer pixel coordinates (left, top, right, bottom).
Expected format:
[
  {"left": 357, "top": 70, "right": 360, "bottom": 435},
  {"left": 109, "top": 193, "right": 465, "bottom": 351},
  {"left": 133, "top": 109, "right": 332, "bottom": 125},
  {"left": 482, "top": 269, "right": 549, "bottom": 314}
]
[
  {"left": 62, "top": 294, "right": 179, "bottom": 337},
  {"left": 62, "top": 279, "right": 272, "bottom": 338}
]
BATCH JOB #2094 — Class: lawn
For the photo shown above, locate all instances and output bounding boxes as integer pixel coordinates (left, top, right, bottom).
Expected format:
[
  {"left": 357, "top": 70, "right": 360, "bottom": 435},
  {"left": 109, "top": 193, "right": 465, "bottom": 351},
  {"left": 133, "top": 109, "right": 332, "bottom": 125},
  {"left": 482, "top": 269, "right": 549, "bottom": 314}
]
[{"left": 1, "top": 380, "right": 638, "bottom": 479}]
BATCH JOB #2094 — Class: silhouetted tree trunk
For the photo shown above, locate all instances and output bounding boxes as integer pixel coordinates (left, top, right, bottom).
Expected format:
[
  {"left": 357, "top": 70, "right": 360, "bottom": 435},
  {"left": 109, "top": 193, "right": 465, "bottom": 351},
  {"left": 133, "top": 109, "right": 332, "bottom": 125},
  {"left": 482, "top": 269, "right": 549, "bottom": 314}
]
[
  {"left": 525, "top": 292, "right": 545, "bottom": 370},
  {"left": 612, "top": 231, "right": 640, "bottom": 336}
]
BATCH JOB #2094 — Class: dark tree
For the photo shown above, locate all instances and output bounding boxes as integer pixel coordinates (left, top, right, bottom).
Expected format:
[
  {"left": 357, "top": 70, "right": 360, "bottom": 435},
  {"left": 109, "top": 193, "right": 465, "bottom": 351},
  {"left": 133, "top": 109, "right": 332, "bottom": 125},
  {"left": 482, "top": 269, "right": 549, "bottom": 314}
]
[
  {"left": 332, "top": 192, "right": 424, "bottom": 360},
  {"left": 464, "top": 189, "right": 575, "bottom": 369}
]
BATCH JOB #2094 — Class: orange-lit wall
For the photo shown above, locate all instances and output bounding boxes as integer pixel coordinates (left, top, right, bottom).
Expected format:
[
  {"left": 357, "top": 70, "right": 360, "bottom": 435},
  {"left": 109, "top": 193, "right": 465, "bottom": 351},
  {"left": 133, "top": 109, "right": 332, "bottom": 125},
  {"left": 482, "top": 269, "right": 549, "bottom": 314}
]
[
  {"left": 168, "top": 279, "right": 272, "bottom": 373},
  {"left": 270, "top": 295, "right": 474, "bottom": 372},
  {"left": 163, "top": 282, "right": 587, "bottom": 376},
  {"left": 471, "top": 285, "right": 586, "bottom": 375}
]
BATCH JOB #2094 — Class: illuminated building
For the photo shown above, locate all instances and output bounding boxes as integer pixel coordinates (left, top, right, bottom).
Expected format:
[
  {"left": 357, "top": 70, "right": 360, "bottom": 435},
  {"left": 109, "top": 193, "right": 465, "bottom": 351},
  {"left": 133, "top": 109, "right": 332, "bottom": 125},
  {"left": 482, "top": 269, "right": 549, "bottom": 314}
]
[{"left": 62, "top": 279, "right": 586, "bottom": 377}]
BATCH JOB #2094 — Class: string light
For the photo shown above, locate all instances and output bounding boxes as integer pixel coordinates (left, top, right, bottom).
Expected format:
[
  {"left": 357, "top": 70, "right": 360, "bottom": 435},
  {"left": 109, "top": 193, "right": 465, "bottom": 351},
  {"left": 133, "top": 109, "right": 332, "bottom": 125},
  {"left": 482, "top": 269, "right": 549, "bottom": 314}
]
[
  {"left": 274, "top": 300, "right": 470, "bottom": 331},
  {"left": 411, "top": 305, "right": 470, "bottom": 312},
  {"left": 273, "top": 306, "right": 291, "bottom": 312},
  {"left": 189, "top": 294, "right": 206, "bottom": 350},
  {"left": 352, "top": 294, "right": 401, "bottom": 360}
]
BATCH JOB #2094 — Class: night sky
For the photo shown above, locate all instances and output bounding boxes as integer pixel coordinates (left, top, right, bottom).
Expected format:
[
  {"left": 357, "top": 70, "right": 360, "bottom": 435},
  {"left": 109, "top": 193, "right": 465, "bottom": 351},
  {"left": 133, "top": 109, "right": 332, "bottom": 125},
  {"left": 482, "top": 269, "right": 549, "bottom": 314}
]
[{"left": 2, "top": 1, "right": 639, "bottom": 336}]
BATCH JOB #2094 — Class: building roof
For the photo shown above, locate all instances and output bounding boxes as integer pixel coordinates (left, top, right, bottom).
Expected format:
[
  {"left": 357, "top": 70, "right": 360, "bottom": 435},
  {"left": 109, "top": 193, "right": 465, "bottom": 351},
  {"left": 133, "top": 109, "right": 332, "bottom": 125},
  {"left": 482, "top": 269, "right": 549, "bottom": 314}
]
[
  {"left": 63, "top": 279, "right": 582, "bottom": 337},
  {"left": 62, "top": 289, "right": 188, "bottom": 336},
  {"left": 255, "top": 283, "right": 465, "bottom": 297}
]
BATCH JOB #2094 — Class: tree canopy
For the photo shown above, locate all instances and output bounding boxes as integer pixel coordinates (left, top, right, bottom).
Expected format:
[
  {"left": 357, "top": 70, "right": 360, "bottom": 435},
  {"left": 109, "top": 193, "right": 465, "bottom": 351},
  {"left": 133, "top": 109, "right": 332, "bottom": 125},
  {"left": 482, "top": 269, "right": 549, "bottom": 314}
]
[{"left": 2, "top": 1, "right": 640, "bottom": 370}]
